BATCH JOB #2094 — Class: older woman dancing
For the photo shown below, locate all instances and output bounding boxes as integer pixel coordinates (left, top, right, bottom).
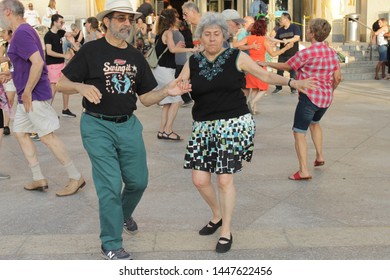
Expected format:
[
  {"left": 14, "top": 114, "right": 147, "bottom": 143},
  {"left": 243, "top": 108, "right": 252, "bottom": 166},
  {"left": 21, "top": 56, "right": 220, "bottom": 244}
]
[{"left": 179, "top": 12, "right": 317, "bottom": 253}]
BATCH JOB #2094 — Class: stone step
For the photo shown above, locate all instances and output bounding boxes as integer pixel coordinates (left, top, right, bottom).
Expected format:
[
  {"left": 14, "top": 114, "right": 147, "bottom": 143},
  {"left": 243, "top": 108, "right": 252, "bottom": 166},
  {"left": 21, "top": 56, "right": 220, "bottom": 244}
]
[
  {"left": 341, "top": 73, "right": 376, "bottom": 80},
  {"left": 341, "top": 60, "right": 377, "bottom": 66},
  {"left": 340, "top": 66, "right": 375, "bottom": 74}
]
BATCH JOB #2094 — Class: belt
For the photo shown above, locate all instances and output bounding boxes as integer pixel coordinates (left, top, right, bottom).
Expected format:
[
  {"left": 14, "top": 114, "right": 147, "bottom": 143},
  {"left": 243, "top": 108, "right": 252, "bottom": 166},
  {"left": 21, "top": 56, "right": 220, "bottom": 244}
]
[{"left": 84, "top": 110, "right": 132, "bottom": 123}]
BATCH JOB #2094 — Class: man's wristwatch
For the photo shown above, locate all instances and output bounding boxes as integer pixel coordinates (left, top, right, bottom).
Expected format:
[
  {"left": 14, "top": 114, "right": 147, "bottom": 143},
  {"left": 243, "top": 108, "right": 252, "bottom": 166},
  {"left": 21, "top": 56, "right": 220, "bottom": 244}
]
[{"left": 288, "top": 78, "right": 295, "bottom": 88}]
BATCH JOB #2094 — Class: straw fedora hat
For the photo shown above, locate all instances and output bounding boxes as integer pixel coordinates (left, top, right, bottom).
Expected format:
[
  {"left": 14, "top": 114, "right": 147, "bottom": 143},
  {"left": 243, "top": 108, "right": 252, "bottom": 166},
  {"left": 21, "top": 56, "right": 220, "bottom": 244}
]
[{"left": 96, "top": 0, "right": 141, "bottom": 21}]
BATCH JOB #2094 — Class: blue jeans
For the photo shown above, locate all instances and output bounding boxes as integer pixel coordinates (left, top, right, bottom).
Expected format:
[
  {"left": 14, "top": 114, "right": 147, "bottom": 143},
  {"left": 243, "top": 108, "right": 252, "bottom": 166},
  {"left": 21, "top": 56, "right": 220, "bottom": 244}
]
[{"left": 293, "top": 94, "right": 328, "bottom": 133}]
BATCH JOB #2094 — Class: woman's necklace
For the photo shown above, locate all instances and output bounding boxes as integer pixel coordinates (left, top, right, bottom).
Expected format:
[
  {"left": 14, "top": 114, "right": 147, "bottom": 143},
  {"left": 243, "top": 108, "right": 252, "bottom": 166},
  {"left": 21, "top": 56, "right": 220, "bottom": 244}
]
[{"left": 196, "top": 48, "right": 233, "bottom": 81}]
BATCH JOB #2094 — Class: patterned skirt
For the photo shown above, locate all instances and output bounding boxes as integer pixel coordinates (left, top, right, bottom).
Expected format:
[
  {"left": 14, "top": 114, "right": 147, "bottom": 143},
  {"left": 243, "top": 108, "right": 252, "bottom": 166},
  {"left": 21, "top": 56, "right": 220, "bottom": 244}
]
[{"left": 184, "top": 113, "right": 256, "bottom": 174}]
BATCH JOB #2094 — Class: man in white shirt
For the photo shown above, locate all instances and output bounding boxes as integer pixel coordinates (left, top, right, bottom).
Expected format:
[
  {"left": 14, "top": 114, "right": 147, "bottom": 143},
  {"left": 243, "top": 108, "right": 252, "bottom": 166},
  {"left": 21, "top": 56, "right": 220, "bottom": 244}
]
[{"left": 23, "top": 3, "right": 41, "bottom": 27}]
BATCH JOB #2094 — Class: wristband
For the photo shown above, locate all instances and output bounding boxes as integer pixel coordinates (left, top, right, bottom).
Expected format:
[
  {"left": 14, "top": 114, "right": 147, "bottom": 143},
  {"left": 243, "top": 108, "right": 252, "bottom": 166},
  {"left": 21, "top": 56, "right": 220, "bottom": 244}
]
[{"left": 288, "top": 78, "right": 294, "bottom": 88}]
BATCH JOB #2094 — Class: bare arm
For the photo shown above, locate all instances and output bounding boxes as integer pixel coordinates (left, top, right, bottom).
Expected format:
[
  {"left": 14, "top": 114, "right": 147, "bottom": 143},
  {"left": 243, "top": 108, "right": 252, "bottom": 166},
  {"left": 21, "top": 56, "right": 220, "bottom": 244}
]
[
  {"left": 264, "top": 40, "right": 293, "bottom": 57},
  {"left": 77, "top": 30, "right": 84, "bottom": 43},
  {"left": 57, "top": 75, "right": 102, "bottom": 103},
  {"left": 21, "top": 51, "right": 46, "bottom": 112},
  {"left": 138, "top": 77, "right": 191, "bottom": 107},
  {"left": 0, "top": 71, "right": 12, "bottom": 83},
  {"left": 283, "top": 35, "right": 300, "bottom": 44},
  {"left": 238, "top": 52, "right": 317, "bottom": 93},
  {"left": 374, "top": 26, "right": 388, "bottom": 36},
  {"left": 260, "top": 60, "right": 292, "bottom": 71},
  {"left": 45, "top": 44, "right": 71, "bottom": 59},
  {"left": 164, "top": 30, "right": 195, "bottom": 54},
  {"left": 57, "top": 70, "right": 191, "bottom": 108},
  {"left": 265, "top": 35, "right": 283, "bottom": 43},
  {"left": 332, "top": 69, "right": 342, "bottom": 90}
]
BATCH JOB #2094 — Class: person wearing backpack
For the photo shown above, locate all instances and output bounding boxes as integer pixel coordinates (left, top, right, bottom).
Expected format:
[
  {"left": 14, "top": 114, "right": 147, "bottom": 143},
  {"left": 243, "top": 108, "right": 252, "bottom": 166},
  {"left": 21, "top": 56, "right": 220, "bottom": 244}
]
[{"left": 152, "top": 8, "right": 195, "bottom": 141}]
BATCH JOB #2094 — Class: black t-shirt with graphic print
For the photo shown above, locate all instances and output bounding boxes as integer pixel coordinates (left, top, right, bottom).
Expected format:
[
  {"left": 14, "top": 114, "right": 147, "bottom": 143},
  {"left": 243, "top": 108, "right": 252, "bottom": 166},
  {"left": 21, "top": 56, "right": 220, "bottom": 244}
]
[
  {"left": 62, "top": 38, "right": 158, "bottom": 116},
  {"left": 44, "top": 29, "right": 66, "bottom": 65}
]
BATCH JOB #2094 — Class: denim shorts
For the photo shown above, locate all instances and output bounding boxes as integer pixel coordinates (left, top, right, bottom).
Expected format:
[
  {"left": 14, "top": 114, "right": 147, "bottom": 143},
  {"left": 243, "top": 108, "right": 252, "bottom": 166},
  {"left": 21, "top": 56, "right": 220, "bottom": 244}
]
[
  {"left": 378, "top": 45, "right": 388, "bottom": 62},
  {"left": 293, "top": 94, "right": 328, "bottom": 133}
]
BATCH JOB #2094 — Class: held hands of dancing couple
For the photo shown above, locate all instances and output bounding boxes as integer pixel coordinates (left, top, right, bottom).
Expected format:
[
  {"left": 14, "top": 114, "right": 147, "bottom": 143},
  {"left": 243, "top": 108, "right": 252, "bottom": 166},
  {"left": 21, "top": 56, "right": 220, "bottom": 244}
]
[
  {"left": 256, "top": 59, "right": 319, "bottom": 94},
  {"left": 63, "top": 77, "right": 192, "bottom": 105}
]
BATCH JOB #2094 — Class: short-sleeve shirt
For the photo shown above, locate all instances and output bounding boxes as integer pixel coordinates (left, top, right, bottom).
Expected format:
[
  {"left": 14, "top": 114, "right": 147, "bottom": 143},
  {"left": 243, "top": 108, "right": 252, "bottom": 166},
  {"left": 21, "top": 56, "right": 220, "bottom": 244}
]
[
  {"left": 24, "top": 10, "right": 40, "bottom": 26},
  {"left": 287, "top": 42, "right": 340, "bottom": 108},
  {"left": 7, "top": 23, "right": 52, "bottom": 103},
  {"left": 62, "top": 38, "right": 158, "bottom": 116},
  {"left": 172, "top": 30, "right": 186, "bottom": 66},
  {"left": 44, "top": 29, "right": 66, "bottom": 65},
  {"left": 275, "top": 24, "right": 301, "bottom": 57},
  {"left": 189, "top": 48, "right": 249, "bottom": 121}
]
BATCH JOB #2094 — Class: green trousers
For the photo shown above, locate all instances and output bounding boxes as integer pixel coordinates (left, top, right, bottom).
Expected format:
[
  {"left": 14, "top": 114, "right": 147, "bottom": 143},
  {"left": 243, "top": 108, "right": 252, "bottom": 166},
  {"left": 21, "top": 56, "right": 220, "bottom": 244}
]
[{"left": 81, "top": 113, "right": 148, "bottom": 250}]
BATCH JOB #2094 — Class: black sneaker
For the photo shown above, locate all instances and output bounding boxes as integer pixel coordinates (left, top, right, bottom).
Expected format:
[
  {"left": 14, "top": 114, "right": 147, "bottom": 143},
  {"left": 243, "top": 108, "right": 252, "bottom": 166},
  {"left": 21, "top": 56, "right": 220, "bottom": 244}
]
[
  {"left": 123, "top": 217, "right": 138, "bottom": 235},
  {"left": 101, "top": 246, "right": 132, "bottom": 260},
  {"left": 3, "top": 126, "right": 10, "bottom": 135},
  {"left": 271, "top": 88, "right": 282, "bottom": 94},
  {"left": 29, "top": 133, "right": 40, "bottom": 141},
  {"left": 181, "top": 100, "right": 194, "bottom": 107},
  {"left": 61, "top": 109, "right": 76, "bottom": 118}
]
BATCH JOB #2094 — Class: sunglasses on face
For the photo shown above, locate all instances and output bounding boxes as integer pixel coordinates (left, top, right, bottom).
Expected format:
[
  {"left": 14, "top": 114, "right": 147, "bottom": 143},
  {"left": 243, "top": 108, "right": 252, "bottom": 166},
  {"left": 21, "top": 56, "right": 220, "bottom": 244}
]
[{"left": 111, "top": 15, "right": 135, "bottom": 23}]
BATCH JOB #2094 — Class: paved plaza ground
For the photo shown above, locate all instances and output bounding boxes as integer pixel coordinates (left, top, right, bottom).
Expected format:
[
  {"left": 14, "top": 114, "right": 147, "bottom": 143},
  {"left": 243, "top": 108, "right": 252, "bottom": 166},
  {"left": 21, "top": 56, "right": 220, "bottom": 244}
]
[{"left": 0, "top": 79, "right": 389, "bottom": 260}]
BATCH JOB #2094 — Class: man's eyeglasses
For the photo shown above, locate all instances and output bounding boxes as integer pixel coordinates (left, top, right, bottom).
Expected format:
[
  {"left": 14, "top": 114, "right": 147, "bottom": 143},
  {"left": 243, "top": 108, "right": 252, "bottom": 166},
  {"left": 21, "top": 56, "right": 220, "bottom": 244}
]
[{"left": 110, "top": 15, "right": 135, "bottom": 23}]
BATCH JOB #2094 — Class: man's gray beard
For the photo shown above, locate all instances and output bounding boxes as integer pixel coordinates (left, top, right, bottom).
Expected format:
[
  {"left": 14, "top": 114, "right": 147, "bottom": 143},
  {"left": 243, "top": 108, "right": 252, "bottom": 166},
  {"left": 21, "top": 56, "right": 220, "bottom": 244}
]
[
  {"left": 109, "top": 25, "right": 131, "bottom": 41},
  {"left": 0, "top": 17, "right": 10, "bottom": 30}
]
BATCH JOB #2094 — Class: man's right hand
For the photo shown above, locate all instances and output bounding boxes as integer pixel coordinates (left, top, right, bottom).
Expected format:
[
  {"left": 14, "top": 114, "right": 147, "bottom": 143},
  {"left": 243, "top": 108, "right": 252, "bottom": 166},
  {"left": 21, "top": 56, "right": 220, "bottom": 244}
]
[
  {"left": 21, "top": 92, "right": 33, "bottom": 113},
  {"left": 77, "top": 84, "right": 102, "bottom": 104}
]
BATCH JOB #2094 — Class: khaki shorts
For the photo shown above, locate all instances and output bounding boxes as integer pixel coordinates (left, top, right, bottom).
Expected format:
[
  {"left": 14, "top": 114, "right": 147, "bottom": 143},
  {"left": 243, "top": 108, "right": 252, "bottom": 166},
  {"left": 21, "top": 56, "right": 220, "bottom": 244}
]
[
  {"left": 47, "top": 63, "right": 65, "bottom": 84},
  {"left": 13, "top": 100, "right": 60, "bottom": 137},
  {"left": 4, "top": 79, "right": 16, "bottom": 92}
]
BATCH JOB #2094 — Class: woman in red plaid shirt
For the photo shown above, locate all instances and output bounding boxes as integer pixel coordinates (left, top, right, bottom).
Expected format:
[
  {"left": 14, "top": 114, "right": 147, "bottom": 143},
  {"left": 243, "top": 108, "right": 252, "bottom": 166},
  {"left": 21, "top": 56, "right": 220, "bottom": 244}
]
[{"left": 261, "top": 18, "right": 342, "bottom": 180}]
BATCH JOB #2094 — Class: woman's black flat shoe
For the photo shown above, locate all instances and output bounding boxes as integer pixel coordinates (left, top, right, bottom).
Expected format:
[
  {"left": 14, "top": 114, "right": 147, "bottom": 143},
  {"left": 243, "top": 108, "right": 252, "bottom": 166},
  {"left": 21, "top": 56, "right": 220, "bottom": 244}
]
[
  {"left": 216, "top": 233, "right": 233, "bottom": 253},
  {"left": 198, "top": 219, "right": 222, "bottom": 235}
]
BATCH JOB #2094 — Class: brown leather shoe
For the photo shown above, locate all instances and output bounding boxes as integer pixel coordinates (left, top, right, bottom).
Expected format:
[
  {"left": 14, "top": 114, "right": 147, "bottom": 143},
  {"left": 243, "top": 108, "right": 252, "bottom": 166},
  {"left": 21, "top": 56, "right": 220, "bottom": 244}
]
[
  {"left": 56, "top": 177, "right": 86, "bottom": 197},
  {"left": 24, "top": 179, "right": 48, "bottom": 191}
]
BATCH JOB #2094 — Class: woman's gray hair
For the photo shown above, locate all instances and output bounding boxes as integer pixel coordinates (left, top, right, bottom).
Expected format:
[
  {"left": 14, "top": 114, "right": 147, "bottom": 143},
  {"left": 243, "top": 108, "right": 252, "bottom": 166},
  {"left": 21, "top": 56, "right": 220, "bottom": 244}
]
[
  {"left": 0, "top": 0, "right": 24, "bottom": 17},
  {"left": 195, "top": 12, "right": 229, "bottom": 41}
]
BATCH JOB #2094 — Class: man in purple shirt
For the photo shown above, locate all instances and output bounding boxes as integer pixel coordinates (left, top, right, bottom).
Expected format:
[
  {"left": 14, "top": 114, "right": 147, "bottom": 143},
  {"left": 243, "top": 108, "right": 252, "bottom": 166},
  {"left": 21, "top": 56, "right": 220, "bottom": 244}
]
[{"left": 0, "top": 0, "right": 85, "bottom": 196}]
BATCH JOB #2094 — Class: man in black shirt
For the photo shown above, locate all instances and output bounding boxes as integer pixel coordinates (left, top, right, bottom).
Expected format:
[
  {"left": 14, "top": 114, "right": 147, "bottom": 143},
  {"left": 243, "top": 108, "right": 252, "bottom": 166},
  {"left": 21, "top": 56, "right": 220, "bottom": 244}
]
[
  {"left": 273, "top": 12, "right": 301, "bottom": 94},
  {"left": 44, "top": 14, "right": 75, "bottom": 117},
  {"left": 56, "top": 0, "right": 190, "bottom": 260}
]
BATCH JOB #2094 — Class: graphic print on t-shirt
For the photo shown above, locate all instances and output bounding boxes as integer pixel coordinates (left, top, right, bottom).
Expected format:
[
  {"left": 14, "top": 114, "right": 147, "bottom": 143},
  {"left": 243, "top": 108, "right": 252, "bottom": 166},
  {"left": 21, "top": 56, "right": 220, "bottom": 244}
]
[{"left": 103, "top": 59, "right": 137, "bottom": 95}]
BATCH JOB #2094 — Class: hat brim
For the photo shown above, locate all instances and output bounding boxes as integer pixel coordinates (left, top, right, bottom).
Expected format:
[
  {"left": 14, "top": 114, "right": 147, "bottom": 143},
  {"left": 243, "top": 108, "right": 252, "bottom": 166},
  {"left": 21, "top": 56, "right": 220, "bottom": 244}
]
[
  {"left": 96, "top": 8, "right": 142, "bottom": 21},
  {"left": 232, "top": 18, "right": 246, "bottom": 24}
]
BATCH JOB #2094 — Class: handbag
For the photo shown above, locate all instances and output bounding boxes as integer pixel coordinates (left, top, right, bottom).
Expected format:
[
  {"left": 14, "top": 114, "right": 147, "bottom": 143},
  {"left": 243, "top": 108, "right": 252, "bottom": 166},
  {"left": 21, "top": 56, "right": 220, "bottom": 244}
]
[{"left": 145, "top": 39, "right": 168, "bottom": 69}]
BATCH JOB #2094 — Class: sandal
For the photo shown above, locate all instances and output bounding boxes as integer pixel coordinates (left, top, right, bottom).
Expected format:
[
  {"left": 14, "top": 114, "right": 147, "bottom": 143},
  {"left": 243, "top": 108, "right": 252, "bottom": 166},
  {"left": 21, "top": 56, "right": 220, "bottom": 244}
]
[
  {"left": 157, "top": 131, "right": 163, "bottom": 139},
  {"left": 162, "top": 131, "right": 182, "bottom": 141}
]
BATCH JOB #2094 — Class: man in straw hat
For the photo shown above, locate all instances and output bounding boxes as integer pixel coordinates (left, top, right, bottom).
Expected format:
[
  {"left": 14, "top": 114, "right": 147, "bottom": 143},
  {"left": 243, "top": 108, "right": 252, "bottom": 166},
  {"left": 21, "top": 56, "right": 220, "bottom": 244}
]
[
  {"left": 0, "top": 0, "right": 85, "bottom": 196},
  {"left": 56, "top": 0, "right": 191, "bottom": 260}
]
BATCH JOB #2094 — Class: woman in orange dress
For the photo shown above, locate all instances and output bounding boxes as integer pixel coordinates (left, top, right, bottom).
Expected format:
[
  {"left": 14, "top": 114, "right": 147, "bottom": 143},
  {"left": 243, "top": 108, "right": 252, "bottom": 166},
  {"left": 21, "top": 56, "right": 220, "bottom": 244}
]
[{"left": 236, "top": 19, "right": 292, "bottom": 114}]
